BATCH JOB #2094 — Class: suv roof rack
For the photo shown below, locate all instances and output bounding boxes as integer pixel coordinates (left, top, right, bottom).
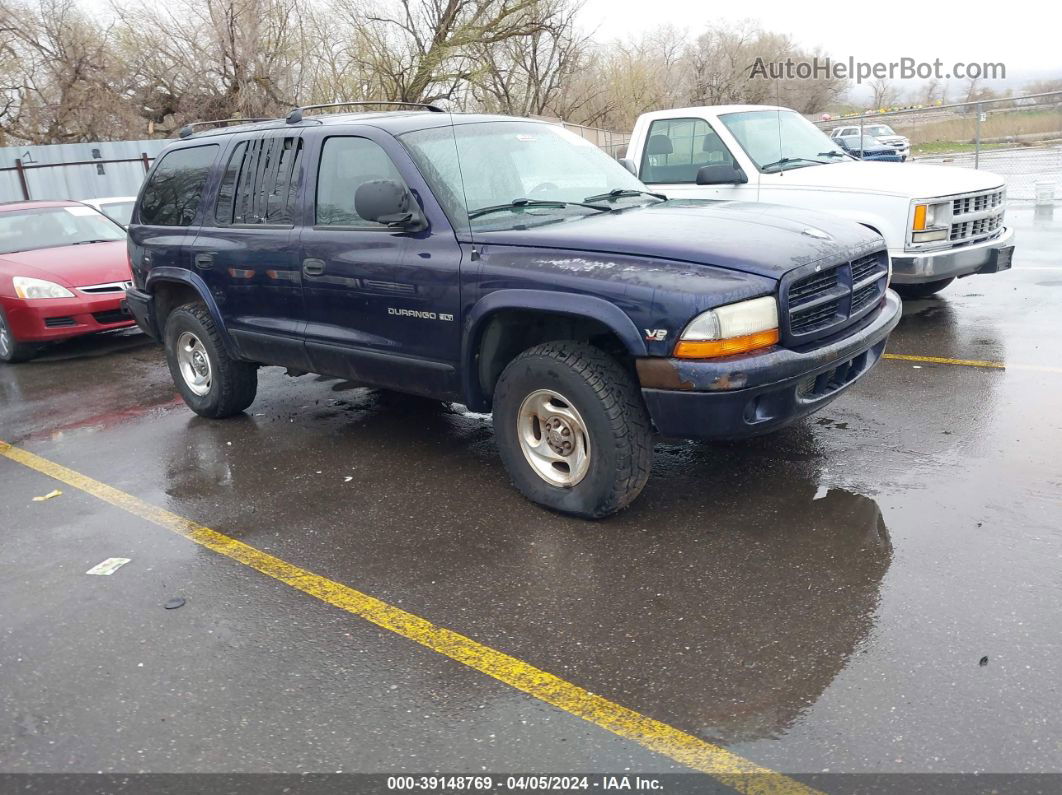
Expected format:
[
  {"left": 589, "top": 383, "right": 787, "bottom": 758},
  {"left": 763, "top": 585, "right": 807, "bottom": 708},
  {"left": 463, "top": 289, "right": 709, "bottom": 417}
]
[
  {"left": 178, "top": 118, "right": 272, "bottom": 139},
  {"left": 285, "top": 101, "right": 445, "bottom": 124}
]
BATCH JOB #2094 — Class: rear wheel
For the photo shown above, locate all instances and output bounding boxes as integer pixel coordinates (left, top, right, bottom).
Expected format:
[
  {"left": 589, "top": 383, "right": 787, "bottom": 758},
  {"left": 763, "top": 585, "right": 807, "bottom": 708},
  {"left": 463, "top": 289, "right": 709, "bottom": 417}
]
[
  {"left": 164, "top": 303, "right": 257, "bottom": 418},
  {"left": 893, "top": 278, "right": 954, "bottom": 299},
  {"left": 492, "top": 341, "right": 653, "bottom": 519},
  {"left": 0, "top": 308, "right": 39, "bottom": 363}
]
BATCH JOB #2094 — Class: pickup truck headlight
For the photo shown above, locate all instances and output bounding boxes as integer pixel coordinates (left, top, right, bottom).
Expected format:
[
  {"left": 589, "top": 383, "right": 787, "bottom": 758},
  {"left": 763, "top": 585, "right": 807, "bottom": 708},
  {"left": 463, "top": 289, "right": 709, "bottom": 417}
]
[
  {"left": 674, "top": 296, "right": 779, "bottom": 359},
  {"left": 12, "top": 276, "right": 75, "bottom": 299},
  {"left": 911, "top": 201, "right": 950, "bottom": 243}
]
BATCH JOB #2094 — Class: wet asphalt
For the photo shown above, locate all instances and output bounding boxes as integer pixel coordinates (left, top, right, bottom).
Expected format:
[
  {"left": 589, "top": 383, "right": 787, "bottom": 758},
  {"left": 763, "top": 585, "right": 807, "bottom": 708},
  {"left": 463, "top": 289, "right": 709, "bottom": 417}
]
[{"left": 1, "top": 206, "right": 1060, "bottom": 781}]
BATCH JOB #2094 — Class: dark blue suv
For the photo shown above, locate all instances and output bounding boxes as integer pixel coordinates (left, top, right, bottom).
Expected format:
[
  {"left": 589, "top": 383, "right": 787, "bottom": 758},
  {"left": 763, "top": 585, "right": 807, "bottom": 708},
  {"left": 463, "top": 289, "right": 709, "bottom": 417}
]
[{"left": 126, "top": 103, "right": 901, "bottom": 518}]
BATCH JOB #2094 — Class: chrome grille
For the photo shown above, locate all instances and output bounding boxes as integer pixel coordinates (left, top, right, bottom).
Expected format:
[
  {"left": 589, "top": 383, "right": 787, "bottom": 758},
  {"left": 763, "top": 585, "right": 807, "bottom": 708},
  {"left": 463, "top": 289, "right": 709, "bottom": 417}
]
[
  {"left": 78, "top": 281, "right": 132, "bottom": 294},
  {"left": 783, "top": 251, "right": 889, "bottom": 345},
  {"left": 950, "top": 214, "right": 1003, "bottom": 241},
  {"left": 948, "top": 189, "right": 1005, "bottom": 246},
  {"left": 952, "top": 190, "right": 1004, "bottom": 216}
]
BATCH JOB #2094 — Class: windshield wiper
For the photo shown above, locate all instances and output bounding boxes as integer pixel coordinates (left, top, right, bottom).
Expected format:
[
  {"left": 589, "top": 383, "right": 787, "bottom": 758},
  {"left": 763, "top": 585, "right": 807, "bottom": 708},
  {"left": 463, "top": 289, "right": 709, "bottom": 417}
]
[
  {"left": 467, "top": 198, "right": 610, "bottom": 220},
  {"left": 583, "top": 188, "right": 667, "bottom": 203},
  {"left": 818, "top": 151, "right": 848, "bottom": 159},
  {"left": 72, "top": 239, "right": 116, "bottom": 245},
  {"left": 761, "top": 157, "right": 826, "bottom": 172}
]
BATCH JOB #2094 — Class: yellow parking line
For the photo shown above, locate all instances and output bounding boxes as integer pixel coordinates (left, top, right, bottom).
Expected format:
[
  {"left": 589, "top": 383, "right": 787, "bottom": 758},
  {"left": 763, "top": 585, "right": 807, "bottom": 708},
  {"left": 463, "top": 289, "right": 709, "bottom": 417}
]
[
  {"left": 884, "top": 354, "right": 1062, "bottom": 374},
  {"left": 0, "top": 439, "right": 818, "bottom": 795},
  {"left": 883, "top": 353, "right": 1006, "bottom": 369}
]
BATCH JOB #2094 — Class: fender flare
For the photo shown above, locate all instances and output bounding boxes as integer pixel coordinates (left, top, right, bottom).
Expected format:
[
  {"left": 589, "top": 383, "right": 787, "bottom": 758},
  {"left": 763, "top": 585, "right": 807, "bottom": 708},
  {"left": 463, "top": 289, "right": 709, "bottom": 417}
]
[
  {"left": 145, "top": 267, "right": 239, "bottom": 358},
  {"left": 461, "top": 289, "right": 648, "bottom": 410}
]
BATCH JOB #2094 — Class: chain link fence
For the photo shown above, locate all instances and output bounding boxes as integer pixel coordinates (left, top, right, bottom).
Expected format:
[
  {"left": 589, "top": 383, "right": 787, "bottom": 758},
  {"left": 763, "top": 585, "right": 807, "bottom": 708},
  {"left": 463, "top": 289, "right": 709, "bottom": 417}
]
[
  {"left": 813, "top": 91, "right": 1062, "bottom": 203},
  {"left": 531, "top": 116, "right": 631, "bottom": 158}
]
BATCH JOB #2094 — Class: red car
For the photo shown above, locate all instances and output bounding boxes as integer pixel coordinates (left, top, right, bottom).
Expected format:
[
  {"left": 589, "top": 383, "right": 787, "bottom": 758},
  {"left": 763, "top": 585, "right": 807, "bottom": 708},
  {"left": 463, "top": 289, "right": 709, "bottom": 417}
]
[{"left": 0, "top": 200, "right": 136, "bottom": 362}]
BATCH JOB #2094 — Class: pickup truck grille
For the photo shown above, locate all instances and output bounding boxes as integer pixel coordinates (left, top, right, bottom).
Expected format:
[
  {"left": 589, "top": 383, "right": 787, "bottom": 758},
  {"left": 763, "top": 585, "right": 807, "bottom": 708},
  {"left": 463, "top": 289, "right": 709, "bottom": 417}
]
[
  {"left": 949, "top": 189, "right": 1005, "bottom": 246},
  {"left": 950, "top": 214, "right": 1002, "bottom": 241},
  {"left": 952, "top": 190, "right": 1004, "bottom": 216},
  {"left": 782, "top": 250, "right": 889, "bottom": 346}
]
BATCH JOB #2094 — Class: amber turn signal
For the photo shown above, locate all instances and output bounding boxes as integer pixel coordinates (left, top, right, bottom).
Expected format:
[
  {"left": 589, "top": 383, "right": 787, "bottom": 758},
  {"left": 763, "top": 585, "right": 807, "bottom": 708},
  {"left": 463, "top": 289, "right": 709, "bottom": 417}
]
[
  {"left": 673, "top": 329, "right": 779, "bottom": 359},
  {"left": 912, "top": 204, "right": 927, "bottom": 231}
]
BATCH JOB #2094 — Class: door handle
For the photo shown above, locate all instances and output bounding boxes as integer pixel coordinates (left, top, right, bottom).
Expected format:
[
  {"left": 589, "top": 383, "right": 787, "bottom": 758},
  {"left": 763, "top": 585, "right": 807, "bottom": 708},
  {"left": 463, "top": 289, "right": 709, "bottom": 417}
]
[
  {"left": 302, "top": 258, "right": 325, "bottom": 277},
  {"left": 194, "top": 252, "right": 214, "bottom": 269}
]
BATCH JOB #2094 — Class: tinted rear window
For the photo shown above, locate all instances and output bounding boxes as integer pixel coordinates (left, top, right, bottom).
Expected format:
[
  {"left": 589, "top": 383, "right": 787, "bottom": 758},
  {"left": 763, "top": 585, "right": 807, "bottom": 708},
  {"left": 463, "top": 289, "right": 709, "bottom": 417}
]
[{"left": 139, "top": 145, "right": 218, "bottom": 226}]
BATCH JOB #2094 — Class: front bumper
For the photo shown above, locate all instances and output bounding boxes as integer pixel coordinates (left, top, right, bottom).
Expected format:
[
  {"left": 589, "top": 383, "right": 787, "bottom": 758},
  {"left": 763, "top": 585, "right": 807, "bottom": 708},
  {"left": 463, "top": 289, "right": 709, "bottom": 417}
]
[
  {"left": 636, "top": 291, "right": 902, "bottom": 440},
  {"left": 2, "top": 293, "right": 136, "bottom": 343},
  {"left": 890, "top": 226, "right": 1015, "bottom": 284}
]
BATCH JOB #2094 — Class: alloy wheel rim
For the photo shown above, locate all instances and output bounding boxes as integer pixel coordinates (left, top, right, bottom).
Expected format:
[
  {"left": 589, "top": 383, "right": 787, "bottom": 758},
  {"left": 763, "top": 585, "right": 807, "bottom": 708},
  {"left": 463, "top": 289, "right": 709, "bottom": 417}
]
[
  {"left": 176, "top": 331, "right": 212, "bottom": 396},
  {"left": 516, "top": 389, "right": 591, "bottom": 487}
]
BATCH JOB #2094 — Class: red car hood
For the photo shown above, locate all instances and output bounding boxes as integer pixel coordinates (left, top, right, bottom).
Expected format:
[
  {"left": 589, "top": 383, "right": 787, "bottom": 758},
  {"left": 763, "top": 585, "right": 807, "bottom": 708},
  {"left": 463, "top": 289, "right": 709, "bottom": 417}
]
[{"left": 0, "top": 241, "right": 131, "bottom": 288}]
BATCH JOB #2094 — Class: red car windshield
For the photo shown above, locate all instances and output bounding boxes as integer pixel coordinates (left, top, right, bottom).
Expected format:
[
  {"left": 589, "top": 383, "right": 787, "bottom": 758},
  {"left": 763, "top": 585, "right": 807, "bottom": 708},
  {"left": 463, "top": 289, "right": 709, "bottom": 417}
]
[{"left": 0, "top": 206, "right": 126, "bottom": 255}]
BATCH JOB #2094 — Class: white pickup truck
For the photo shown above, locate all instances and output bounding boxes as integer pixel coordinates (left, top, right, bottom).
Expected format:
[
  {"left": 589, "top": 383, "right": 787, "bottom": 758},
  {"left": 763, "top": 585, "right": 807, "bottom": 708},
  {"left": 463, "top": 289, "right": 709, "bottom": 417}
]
[{"left": 623, "top": 105, "right": 1015, "bottom": 298}]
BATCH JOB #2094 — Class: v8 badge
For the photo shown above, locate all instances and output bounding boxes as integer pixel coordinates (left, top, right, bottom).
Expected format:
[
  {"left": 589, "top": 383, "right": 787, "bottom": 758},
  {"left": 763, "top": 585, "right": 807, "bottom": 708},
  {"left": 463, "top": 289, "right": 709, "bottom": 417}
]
[{"left": 644, "top": 328, "right": 668, "bottom": 341}]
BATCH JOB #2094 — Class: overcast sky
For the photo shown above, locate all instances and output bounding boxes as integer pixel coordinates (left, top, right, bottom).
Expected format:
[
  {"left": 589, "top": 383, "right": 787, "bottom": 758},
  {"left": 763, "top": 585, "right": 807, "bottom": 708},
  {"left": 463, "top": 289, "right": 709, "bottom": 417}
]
[{"left": 579, "top": 0, "right": 1061, "bottom": 78}]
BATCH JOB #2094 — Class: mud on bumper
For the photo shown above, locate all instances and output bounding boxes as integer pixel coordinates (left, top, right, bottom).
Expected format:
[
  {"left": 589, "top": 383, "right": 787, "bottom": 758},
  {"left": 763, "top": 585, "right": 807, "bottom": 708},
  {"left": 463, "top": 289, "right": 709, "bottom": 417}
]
[{"left": 637, "top": 290, "right": 902, "bottom": 440}]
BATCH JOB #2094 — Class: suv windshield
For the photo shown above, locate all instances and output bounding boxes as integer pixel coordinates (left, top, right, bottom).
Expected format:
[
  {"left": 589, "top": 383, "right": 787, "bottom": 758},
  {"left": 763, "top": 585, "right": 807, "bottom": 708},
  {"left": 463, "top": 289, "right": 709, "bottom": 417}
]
[
  {"left": 719, "top": 110, "right": 849, "bottom": 173},
  {"left": 0, "top": 206, "right": 125, "bottom": 255},
  {"left": 400, "top": 121, "right": 651, "bottom": 230}
]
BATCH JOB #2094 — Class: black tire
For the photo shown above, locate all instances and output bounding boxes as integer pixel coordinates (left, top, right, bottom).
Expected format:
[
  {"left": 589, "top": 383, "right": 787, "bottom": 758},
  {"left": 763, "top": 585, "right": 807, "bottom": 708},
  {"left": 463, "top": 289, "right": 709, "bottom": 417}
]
[
  {"left": 164, "top": 303, "right": 257, "bottom": 418},
  {"left": 893, "top": 278, "right": 954, "bottom": 299},
  {"left": 0, "top": 307, "right": 39, "bottom": 363},
  {"left": 492, "top": 341, "right": 653, "bottom": 519}
]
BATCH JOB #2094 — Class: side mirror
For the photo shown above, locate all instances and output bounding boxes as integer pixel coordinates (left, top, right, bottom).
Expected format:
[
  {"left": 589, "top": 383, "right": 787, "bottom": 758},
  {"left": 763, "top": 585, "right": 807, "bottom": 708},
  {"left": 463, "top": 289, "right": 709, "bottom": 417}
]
[
  {"left": 617, "top": 157, "right": 638, "bottom": 176},
  {"left": 695, "top": 163, "right": 748, "bottom": 185},
  {"left": 354, "top": 180, "right": 423, "bottom": 228}
]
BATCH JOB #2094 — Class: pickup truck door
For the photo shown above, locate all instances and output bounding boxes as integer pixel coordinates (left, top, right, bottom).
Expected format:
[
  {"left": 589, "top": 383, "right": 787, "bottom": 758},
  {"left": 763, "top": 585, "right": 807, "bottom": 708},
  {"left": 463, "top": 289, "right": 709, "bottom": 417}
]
[
  {"left": 636, "top": 116, "right": 758, "bottom": 202},
  {"left": 296, "top": 128, "right": 463, "bottom": 399},
  {"left": 186, "top": 131, "right": 311, "bottom": 370}
]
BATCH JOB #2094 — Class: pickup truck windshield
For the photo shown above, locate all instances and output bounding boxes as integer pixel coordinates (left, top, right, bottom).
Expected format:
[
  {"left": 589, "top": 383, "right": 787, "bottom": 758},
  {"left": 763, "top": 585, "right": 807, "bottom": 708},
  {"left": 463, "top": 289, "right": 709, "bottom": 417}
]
[
  {"left": 719, "top": 110, "right": 849, "bottom": 173},
  {"left": 400, "top": 121, "right": 650, "bottom": 230},
  {"left": 0, "top": 206, "right": 125, "bottom": 255}
]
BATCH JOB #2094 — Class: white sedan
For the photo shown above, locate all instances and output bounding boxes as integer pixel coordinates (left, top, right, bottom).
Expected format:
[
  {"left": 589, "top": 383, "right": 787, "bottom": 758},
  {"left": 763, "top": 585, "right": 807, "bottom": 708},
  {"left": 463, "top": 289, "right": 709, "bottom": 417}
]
[{"left": 80, "top": 196, "right": 137, "bottom": 226}]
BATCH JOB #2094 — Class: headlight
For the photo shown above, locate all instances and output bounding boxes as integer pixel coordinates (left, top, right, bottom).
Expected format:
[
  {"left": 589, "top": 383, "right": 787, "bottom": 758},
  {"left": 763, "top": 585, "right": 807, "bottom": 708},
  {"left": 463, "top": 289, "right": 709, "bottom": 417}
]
[
  {"left": 912, "top": 201, "right": 948, "bottom": 232},
  {"left": 674, "top": 296, "right": 779, "bottom": 359},
  {"left": 12, "top": 276, "right": 75, "bottom": 299}
]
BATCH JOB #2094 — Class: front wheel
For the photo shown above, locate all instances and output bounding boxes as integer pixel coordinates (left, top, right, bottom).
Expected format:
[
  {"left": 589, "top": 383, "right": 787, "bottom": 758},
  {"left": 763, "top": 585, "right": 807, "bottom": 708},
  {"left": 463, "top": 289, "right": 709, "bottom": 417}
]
[
  {"left": 0, "top": 308, "right": 39, "bottom": 363},
  {"left": 893, "top": 278, "right": 954, "bottom": 299},
  {"left": 492, "top": 341, "right": 653, "bottom": 519},
  {"left": 164, "top": 303, "right": 258, "bottom": 418}
]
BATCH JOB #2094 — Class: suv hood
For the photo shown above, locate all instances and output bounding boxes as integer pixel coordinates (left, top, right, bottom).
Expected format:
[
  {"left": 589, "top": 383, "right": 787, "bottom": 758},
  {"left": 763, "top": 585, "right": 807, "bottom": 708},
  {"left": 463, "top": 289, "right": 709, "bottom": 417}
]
[
  {"left": 772, "top": 160, "right": 1004, "bottom": 198},
  {"left": 473, "top": 200, "right": 882, "bottom": 280},
  {"left": 0, "top": 241, "right": 131, "bottom": 287}
]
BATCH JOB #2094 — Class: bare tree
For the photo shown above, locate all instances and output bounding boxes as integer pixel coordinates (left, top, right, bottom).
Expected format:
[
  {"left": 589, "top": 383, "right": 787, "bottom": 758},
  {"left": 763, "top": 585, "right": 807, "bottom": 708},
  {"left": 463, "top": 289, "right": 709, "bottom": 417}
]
[
  {"left": 330, "top": 0, "right": 561, "bottom": 105},
  {"left": 0, "top": 2, "right": 858, "bottom": 144},
  {"left": 114, "top": 0, "right": 311, "bottom": 133},
  {"left": 686, "top": 26, "right": 844, "bottom": 114},
  {"left": 0, "top": 0, "right": 138, "bottom": 143},
  {"left": 868, "top": 77, "right": 896, "bottom": 109},
  {"left": 469, "top": 0, "right": 587, "bottom": 117}
]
